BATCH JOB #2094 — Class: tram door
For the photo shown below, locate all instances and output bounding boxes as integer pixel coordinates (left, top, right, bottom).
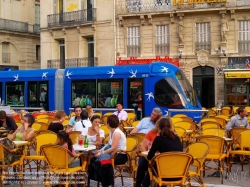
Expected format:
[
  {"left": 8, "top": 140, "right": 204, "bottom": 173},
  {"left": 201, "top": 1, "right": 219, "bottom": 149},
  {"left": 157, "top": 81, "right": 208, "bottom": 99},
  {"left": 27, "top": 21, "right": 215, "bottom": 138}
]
[
  {"left": 28, "top": 81, "right": 49, "bottom": 111},
  {"left": 128, "top": 78, "right": 143, "bottom": 120},
  {"left": 193, "top": 66, "right": 215, "bottom": 108}
]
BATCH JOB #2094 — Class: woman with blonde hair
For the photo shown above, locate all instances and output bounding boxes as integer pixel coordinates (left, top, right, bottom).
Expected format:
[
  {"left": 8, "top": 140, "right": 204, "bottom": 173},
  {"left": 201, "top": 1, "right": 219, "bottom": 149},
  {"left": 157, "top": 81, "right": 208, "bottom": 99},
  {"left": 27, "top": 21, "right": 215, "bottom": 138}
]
[
  {"left": 47, "top": 110, "right": 66, "bottom": 133},
  {"left": 85, "top": 105, "right": 94, "bottom": 119}
]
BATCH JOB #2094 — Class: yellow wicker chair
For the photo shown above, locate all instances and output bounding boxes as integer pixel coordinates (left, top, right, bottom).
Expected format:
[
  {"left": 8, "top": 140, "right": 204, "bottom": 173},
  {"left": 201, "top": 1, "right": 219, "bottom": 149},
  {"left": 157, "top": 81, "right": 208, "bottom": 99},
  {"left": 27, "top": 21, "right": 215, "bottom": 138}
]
[
  {"left": 186, "top": 142, "right": 210, "bottom": 187},
  {"left": 100, "top": 125, "right": 110, "bottom": 136},
  {"left": 127, "top": 113, "right": 136, "bottom": 124},
  {"left": 93, "top": 112, "right": 102, "bottom": 118},
  {"left": 41, "top": 144, "right": 87, "bottom": 187},
  {"left": 228, "top": 130, "right": 250, "bottom": 172},
  {"left": 173, "top": 121, "right": 192, "bottom": 130},
  {"left": 201, "top": 123, "right": 221, "bottom": 131},
  {"left": 101, "top": 115, "right": 109, "bottom": 126},
  {"left": 202, "top": 128, "right": 225, "bottom": 138},
  {"left": 221, "top": 106, "right": 233, "bottom": 117},
  {"left": 174, "top": 126, "right": 187, "bottom": 145},
  {"left": 148, "top": 152, "right": 193, "bottom": 187},
  {"left": 32, "top": 122, "right": 42, "bottom": 132},
  {"left": 172, "top": 114, "right": 187, "bottom": 117},
  {"left": 0, "top": 143, "right": 24, "bottom": 187},
  {"left": 208, "top": 108, "right": 217, "bottom": 117},
  {"left": 229, "top": 127, "right": 247, "bottom": 149},
  {"left": 200, "top": 118, "right": 218, "bottom": 125},
  {"left": 36, "top": 114, "right": 48, "bottom": 120},
  {"left": 197, "top": 135, "right": 227, "bottom": 184},
  {"left": 214, "top": 116, "right": 228, "bottom": 129},
  {"left": 111, "top": 137, "right": 138, "bottom": 186},
  {"left": 131, "top": 120, "right": 140, "bottom": 127},
  {"left": 68, "top": 131, "right": 81, "bottom": 144},
  {"left": 23, "top": 133, "right": 58, "bottom": 176}
]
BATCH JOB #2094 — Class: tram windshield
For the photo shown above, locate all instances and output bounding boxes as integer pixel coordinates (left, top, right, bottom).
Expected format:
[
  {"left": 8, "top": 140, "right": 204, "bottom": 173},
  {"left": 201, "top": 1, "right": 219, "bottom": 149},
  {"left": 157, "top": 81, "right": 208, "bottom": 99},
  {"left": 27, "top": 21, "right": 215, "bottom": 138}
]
[{"left": 176, "top": 70, "right": 198, "bottom": 107}]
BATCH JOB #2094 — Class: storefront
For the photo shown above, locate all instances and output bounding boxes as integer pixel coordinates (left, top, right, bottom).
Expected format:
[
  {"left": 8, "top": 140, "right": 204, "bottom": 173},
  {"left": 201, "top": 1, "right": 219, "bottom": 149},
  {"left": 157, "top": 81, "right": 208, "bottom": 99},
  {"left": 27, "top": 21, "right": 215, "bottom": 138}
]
[{"left": 224, "top": 57, "right": 250, "bottom": 106}]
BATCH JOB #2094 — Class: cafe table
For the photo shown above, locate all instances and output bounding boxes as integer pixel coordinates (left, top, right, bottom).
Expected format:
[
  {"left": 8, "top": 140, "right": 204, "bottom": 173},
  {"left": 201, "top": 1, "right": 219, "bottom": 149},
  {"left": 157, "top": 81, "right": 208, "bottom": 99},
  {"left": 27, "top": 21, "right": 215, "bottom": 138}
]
[
  {"left": 73, "top": 144, "right": 96, "bottom": 165},
  {"left": 13, "top": 140, "right": 29, "bottom": 147}
]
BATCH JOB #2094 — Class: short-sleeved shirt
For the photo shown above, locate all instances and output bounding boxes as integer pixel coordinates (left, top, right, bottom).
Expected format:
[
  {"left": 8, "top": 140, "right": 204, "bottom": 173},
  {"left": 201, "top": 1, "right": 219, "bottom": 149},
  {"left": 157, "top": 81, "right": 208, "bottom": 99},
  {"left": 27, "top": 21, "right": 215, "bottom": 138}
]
[
  {"left": 136, "top": 118, "right": 155, "bottom": 134},
  {"left": 225, "top": 114, "right": 250, "bottom": 131},
  {"left": 73, "top": 120, "right": 92, "bottom": 136},
  {"left": 85, "top": 129, "right": 105, "bottom": 145},
  {"left": 68, "top": 116, "right": 81, "bottom": 127},
  {"left": 145, "top": 130, "right": 158, "bottom": 142}
]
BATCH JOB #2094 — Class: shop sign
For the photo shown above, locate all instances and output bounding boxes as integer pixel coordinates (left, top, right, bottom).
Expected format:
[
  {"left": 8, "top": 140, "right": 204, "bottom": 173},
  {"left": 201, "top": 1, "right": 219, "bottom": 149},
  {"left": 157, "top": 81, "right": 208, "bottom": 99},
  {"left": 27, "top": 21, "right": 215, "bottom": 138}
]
[
  {"left": 173, "top": 0, "right": 227, "bottom": 6},
  {"left": 225, "top": 57, "right": 250, "bottom": 69}
]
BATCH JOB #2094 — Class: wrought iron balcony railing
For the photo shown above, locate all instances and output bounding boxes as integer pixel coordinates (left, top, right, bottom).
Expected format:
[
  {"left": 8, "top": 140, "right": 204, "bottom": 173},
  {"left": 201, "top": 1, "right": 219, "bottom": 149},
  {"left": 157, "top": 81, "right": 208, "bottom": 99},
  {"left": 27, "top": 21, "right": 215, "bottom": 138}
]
[
  {"left": 47, "top": 9, "right": 96, "bottom": 28},
  {"left": 0, "top": 18, "right": 28, "bottom": 33},
  {"left": 238, "top": 40, "right": 250, "bottom": 54},
  {"left": 116, "top": 0, "right": 249, "bottom": 15},
  {"left": 34, "top": 24, "right": 40, "bottom": 34},
  {"left": 47, "top": 57, "right": 98, "bottom": 69},
  {"left": 195, "top": 42, "right": 211, "bottom": 52},
  {"left": 2, "top": 53, "right": 10, "bottom": 63}
]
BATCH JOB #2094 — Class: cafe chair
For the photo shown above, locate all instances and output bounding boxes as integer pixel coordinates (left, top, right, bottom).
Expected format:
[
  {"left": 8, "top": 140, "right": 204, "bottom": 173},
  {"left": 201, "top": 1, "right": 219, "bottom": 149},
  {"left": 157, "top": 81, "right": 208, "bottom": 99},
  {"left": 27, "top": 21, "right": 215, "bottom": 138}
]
[
  {"left": 208, "top": 108, "right": 217, "bottom": 117},
  {"left": 196, "top": 135, "right": 227, "bottom": 184},
  {"left": 173, "top": 121, "right": 192, "bottom": 130},
  {"left": 0, "top": 143, "right": 24, "bottom": 187},
  {"left": 229, "top": 127, "right": 247, "bottom": 149},
  {"left": 41, "top": 144, "right": 87, "bottom": 187},
  {"left": 128, "top": 133, "right": 146, "bottom": 156},
  {"left": 100, "top": 125, "right": 110, "bottom": 137},
  {"left": 148, "top": 152, "right": 193, "bottom": 187},
  {"left": 35, "top": 129, "right": 56, "bottom": 135},
  {"left": 32, "top": 122, "right": 42, "bottom": 132},
  {"left": 186, "top": 142, "right": 210, "bottom": 187},
  {"left": 228, "top": 130, "right": 250, "bottom": 172},
  {"left": 127, "top": 113, "right": 136, "bottom": 124},
  {"left": 111, "top": 136, "right": 138, "bottom": 186},
  {"left": 221, "top": 106, "right": 233, "bottom": 117},
  {"left": 35, "top": 114, "right": 48, "bottom": 120},
  {"left": 172, "top": 114, "right": 187, "bottom": 118},
  {"left": 62, "top": 119, "right": 70, "bottom": 126},
  {"left": 201, "top": 123, "right": 221, "bottom": 131},
  {"left": 174, "top": 126, "right": 187, "bottom": 146},
  {"left": 200, "top": 118, "right": 218, "bottom": 125},
  {"left": 68, "top": 131, "right": 81, "bottom": 144},
  {"left": 93, "top": 112, "right": 102, "bottom": 118},
  {"left": 120, "top": 120, "right": 132, "bottom": 136},
  {"left": 131, "top": 120, "right": 140, "bottom": 127},
  {"left": 23, "top": 133, "right": 57, "bottom": 177},
  {"left": 202, "top": 128, "right": 225, "bottom": 138},
  {"left": 214, "top": 116, "right": 228, "bottom": 129},
  {"left": 38, "top": 122, "right": 50, "bottom": 130},
  {"left": 36, "top": 118, "right": 49, "bottom": 125},
  {"left": 101, "top": 115, "right": 109, "bottom": 126}
]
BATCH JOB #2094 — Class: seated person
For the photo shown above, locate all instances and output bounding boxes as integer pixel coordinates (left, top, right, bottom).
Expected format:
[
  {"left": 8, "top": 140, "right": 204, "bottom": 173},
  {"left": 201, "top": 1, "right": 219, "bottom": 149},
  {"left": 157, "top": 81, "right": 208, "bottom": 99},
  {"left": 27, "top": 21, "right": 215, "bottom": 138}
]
[
  {"left": 139, "top": 117, "right": 183, "bottom": 187},
  {"left": 113, "top": 102, "right": 128, "bottom": 122},
  {"left": 0, "top": 110, "right": 18, "bottom": 130},
  {"left": 130, "top": 108, "right": 162, "bottom": 134},
  {"left": 48, "top": 110, "right": 67, "bottom": 134},
  {"left": 72, "top": 110, "right": 92, "bottom": 136},
  {"left": 82, "top": 115, "right": 104, "bottom": 146},
  {"left": 10, "top": 114, "right": 35, "bottom": 141},
  {"left": 100, "top": 94, "right": 112, "bottom": 107},
  {"left": 85, "top": 105, "right": 94, "bottom": 120},
  {"left": 57, "top": 131, "right": 80, "bottom": 168},
  {"left": 88, "top": 115, "right": 127, "bottom": 186}
]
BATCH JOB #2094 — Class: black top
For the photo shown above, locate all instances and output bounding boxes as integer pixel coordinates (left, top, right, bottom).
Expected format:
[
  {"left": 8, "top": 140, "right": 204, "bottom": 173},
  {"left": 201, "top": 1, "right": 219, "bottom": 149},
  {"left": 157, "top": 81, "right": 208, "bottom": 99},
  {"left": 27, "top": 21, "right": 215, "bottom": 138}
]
[
  {"left": 0, "top": 116, "right": 18, "bottom": 130},
  {"left": 47, "top": 122, "right": 64, "bottom": 134},
  {"left": 147, "top": 135, "right": 183, "bottom": 160}
]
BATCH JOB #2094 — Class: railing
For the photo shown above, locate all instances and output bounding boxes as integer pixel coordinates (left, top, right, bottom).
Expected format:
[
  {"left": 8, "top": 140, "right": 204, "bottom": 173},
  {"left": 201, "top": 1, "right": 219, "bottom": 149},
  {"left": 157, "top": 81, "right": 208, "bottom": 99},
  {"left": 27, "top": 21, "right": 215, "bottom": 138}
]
[
  {"left": 47, "top": 57, "right": 98, "bottom": 68},
  {"left": 195, "top": 42, "right": 211, "bottom": 52},
  {"left": 47, "top": 8, "right": 96, "bottom": 28},
  {"left": 127, "top": 45, "right": 141, "bottom": 57},
  {"left": 34, "top": 24, "right": 40, "bottom": 34},
  {"left": 2, "top": 53, "right": 10, "bottom": 63},
  {"left": 238, "top": 41, "right": 250, "bottom": 54},
  {"left": 116, "top": 0, "right": 249, "bottom": 15},
  {"left": 0, "top": 18, "right": 28, "bottom": 33}
]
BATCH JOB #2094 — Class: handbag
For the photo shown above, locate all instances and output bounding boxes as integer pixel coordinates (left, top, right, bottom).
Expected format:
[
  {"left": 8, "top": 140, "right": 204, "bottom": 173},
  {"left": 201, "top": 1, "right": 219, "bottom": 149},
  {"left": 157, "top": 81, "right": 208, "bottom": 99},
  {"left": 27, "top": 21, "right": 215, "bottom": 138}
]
[{"left": 0, "top": 138, "right": 22, "bottom": 165}]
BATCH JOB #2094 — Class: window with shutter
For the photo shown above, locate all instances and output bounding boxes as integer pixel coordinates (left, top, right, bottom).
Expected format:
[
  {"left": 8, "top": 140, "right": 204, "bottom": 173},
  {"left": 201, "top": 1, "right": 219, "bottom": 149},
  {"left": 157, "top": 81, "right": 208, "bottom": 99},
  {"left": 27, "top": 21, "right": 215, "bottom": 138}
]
[
  {"left": 127, "top": 27, "right": 140, "bottom": 57},
  {"left": 238, "top": 20, "right": 250, "bottom": 54},
  {"left": 156, "top": 25, "right": 169, "bottom": 55},
  {"left": 195, "top": 22, "right": 211, "bottom": 52}
]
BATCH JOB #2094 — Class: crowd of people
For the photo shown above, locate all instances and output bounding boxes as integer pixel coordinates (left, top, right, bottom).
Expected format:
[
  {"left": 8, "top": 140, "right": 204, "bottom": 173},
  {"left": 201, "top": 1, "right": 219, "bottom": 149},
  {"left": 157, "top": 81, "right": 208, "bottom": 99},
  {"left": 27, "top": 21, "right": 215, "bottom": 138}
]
[{"left": 0, "top": 104, "right": 250, "bottom": 187}]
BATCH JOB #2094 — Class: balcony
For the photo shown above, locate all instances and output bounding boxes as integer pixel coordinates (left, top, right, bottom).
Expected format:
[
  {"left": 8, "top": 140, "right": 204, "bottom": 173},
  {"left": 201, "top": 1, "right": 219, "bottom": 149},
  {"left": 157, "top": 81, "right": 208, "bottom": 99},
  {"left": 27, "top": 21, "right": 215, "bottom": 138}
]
[
  {"left": 2, "top": 53, "right": 10, "bottom": 63},
  {"left": 34, "top": 24, "right": 40, "bottom": 34},
  {"left": 47, "top": 9, "right": 96, "bottom": 28},
  {"left": 116, "top": 0, "right": 250, "bottom": 15},
  {"left": 47, "top": 57, "right": 98, "bottom": 69},
  {"left": 238, "top": 40, "right": 250, "bottom": 54},
  {"left": 0, "top": 18, "right": 28, "bottom": 33},
  {"left": 195, "top": 42, "right": 211, "bottom": 53}
]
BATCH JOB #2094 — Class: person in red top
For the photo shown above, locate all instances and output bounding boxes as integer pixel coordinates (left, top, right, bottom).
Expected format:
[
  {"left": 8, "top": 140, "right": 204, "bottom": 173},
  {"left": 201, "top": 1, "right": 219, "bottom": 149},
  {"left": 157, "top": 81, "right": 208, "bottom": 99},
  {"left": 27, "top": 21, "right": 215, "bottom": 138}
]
[{"left": 136, "top": 123, "right": 160, "bottom": 187}]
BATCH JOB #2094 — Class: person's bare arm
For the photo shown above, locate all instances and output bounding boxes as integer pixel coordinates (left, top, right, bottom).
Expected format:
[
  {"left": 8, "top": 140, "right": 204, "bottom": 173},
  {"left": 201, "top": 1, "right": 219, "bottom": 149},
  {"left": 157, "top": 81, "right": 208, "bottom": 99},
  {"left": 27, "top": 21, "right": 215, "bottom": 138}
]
[
  {"left": 130, "top": 127, "right": 138, "bottom": 134},
  {"left": 140, "top": 138, "right": 150, "bottom": 152}
]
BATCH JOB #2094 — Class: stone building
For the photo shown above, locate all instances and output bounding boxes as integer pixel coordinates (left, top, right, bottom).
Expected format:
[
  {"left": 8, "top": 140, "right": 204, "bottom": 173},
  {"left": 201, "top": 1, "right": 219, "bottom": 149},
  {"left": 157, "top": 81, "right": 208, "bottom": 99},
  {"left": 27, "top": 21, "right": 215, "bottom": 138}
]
[
  {"left": 0, "top": 0, "right": 40, "bottom": 70},
  {"left": 40, "top": 0, "right": 115, "bottom": 69},
  {"left": 116, "top": 0, "right": 250, "bottom": 108}
]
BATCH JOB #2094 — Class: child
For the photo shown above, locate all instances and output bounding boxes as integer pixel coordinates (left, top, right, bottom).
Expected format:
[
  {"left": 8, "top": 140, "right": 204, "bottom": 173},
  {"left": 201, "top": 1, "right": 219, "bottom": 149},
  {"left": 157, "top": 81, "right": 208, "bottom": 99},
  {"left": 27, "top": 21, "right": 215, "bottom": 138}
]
[{"left": 57, "top": 131, "right": 80, "bottom": 168}]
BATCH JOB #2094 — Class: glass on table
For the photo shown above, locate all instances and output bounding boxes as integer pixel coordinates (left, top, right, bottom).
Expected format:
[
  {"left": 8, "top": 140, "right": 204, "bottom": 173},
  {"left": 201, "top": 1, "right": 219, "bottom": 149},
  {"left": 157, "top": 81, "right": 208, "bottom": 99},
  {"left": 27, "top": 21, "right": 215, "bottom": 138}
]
[{"left": 78, "top": 137, "right": 83, "bottom": 146}]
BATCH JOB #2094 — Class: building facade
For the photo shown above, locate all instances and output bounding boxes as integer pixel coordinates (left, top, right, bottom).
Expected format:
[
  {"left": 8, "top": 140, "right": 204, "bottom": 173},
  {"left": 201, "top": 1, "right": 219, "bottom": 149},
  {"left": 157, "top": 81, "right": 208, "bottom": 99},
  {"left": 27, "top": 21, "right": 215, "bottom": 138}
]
[
  {"left": 0, "top": 0, "right": 40, "bottom": 70},
  {"left": 116, "top": 0, "right": 250, "bottom": 108},
  {"left": 40, "top": 0, "right": 115, "bottom": 69}
]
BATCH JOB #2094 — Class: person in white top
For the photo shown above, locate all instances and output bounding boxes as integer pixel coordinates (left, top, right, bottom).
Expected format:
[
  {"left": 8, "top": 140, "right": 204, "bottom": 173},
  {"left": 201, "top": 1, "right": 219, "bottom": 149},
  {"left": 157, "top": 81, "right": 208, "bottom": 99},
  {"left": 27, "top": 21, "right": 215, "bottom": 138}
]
[
  {"left": 95, "top": 115, "right": 127, "bottom": 165},
  {"left": 82, "top": 115, "right": 104, "bottom": 146},
  {"left": 73, "top": 110, "right": 92, "bottom": 136}
]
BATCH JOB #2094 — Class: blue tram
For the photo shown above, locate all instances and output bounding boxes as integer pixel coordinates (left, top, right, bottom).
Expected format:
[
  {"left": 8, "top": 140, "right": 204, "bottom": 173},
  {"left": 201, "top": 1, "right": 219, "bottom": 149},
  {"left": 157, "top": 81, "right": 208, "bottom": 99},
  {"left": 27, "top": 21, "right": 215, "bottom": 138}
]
[
  {"left": 64, "top": 62, "right": 202, "bottom": 121},
  {"left": 0, "top": 62, "right": 202, "bottom": 121}
]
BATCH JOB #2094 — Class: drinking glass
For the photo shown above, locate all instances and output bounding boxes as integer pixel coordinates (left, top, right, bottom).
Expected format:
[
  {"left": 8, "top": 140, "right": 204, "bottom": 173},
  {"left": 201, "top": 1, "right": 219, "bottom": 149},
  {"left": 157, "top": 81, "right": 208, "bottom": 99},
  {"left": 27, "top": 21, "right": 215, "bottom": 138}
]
[{"left": 78, "top": 138, "right": 83, "bottom": 146}]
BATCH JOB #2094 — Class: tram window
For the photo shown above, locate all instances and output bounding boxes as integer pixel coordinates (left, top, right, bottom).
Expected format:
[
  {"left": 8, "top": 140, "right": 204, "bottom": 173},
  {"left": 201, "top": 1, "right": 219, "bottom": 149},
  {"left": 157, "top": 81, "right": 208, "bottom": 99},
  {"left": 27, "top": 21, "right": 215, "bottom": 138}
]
[
  {"left": 128, "top": 79, "right": 143, "bottom": 120},
  {"left": 72, "top": 80, "right": 96, "bottom": 108},
  {"left": 97, "top": 79, "right": 123, "bottom": 108},
  {"left": 6, "top": 82, "right": 25, "bottom": 107},
  {"left": 0, "top": 83, "right": 2, "bottom": 102},
  {"left": 155, "top": 78, "right": 185, "bottom": 109}
]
